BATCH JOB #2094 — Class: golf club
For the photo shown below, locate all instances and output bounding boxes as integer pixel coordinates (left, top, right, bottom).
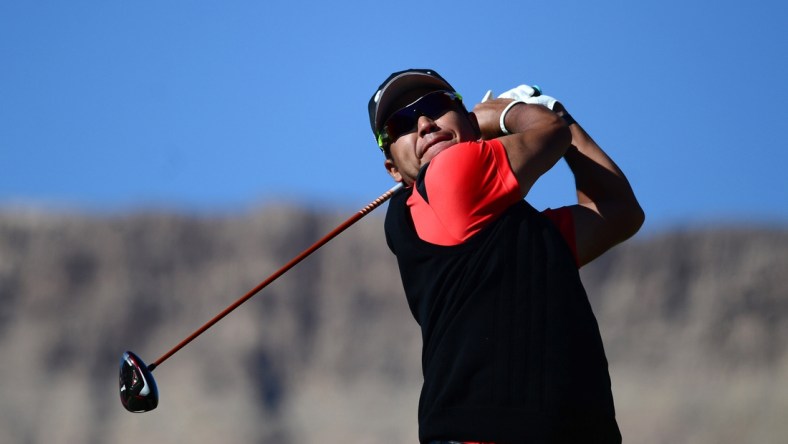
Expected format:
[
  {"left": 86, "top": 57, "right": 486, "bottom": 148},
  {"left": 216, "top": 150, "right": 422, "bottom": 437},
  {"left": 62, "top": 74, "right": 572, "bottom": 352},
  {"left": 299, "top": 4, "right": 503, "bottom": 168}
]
[{"left": 119, "top": 182, "right": 403, "bottom": 413}]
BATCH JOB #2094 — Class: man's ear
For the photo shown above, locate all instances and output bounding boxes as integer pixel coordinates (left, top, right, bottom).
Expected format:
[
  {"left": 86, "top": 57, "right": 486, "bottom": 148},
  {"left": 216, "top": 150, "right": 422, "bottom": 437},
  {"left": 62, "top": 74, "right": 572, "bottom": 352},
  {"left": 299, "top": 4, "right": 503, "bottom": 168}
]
[{"left": 384, "top": 158, "right": 403, "bottom": 183}]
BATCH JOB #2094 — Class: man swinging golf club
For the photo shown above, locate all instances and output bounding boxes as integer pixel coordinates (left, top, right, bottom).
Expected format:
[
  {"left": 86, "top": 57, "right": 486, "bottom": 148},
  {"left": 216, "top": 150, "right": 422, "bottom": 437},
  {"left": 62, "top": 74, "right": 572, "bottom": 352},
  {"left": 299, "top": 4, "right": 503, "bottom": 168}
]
[{"left": 370, "top": 69, "right": 644, "bottom": 443}]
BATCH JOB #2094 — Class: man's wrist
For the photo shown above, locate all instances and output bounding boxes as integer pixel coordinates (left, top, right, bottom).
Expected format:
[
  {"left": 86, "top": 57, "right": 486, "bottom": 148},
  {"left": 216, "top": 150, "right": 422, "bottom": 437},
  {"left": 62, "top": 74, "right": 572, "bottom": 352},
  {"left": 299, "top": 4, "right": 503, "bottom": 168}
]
[{"left": 499, "top": 100, "right": 526, "bottom": 135}]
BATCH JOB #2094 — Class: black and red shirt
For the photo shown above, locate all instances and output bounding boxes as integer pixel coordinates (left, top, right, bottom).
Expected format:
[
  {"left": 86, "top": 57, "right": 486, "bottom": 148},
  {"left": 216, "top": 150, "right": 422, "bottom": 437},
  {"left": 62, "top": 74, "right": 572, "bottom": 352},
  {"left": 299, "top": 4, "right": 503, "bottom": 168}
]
[{"left": 385, "top": 140, "right": 620, "bottom": 443}]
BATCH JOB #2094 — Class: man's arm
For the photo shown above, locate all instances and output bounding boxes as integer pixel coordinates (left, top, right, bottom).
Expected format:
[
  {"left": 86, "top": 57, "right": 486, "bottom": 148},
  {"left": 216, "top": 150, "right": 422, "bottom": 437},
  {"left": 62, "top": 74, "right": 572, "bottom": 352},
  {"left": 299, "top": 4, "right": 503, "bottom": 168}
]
[
  {"left": 556, "top": 106, "right": 645, "bottom": 266},
  {"left": 473, "top": 99, "right": 571, "bottom": 197},
  {"left": 474, "top": 88, "right": 644, "bottom": 266}
]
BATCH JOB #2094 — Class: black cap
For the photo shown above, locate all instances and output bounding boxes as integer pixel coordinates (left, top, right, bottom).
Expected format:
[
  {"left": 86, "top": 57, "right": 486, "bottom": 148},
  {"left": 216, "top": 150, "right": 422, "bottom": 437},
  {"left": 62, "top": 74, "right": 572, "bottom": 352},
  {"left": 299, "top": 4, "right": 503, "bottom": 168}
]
[{"left": 368, "top": 69, "right": 456, "bottom": 149}]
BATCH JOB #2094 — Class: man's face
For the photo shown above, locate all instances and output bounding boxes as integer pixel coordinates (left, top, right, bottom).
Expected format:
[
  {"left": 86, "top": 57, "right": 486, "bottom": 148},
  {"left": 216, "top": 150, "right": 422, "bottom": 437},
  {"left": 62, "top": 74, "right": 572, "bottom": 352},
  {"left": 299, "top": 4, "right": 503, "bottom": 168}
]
[{"left": 383, "top": 90, "right": 479, "bottom": 185}]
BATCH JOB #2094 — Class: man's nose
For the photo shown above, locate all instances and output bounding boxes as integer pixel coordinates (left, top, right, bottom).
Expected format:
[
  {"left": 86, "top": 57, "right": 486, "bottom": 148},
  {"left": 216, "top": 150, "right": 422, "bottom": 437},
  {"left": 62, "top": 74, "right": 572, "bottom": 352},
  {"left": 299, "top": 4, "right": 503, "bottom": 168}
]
[{"left": 417, "top": 115, "right": 438, "bottom": 138}]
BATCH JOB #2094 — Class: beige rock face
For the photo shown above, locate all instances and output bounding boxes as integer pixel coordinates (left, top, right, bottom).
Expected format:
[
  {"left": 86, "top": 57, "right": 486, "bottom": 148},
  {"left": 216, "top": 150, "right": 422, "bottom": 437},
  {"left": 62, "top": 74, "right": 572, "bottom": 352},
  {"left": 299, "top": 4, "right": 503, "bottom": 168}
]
[{"left": 0, "top": 209, "right": 786, "bottom": 444}]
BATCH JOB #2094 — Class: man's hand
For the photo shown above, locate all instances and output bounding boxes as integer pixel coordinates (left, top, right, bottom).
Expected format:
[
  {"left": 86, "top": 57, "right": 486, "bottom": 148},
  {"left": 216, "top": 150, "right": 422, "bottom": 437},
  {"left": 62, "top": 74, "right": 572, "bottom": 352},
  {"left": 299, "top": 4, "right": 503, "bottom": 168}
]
[{"left": 473, "top": 85, "right": 566, "bottom": 140}]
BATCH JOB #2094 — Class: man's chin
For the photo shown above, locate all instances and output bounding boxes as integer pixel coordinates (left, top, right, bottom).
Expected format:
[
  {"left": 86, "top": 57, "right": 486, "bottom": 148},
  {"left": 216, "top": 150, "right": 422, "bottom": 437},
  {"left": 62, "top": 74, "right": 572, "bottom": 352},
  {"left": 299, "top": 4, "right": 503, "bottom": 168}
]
[{"left": 421, "top": 140, "right": 456, "bottom": 164}]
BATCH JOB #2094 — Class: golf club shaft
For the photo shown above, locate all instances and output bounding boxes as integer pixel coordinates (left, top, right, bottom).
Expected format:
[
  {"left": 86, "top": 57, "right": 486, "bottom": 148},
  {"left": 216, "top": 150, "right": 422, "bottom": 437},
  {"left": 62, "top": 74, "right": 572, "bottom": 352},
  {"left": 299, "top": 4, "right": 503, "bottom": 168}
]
[{"left": 149, "top": 182, "right": 403, "bottom": 371}]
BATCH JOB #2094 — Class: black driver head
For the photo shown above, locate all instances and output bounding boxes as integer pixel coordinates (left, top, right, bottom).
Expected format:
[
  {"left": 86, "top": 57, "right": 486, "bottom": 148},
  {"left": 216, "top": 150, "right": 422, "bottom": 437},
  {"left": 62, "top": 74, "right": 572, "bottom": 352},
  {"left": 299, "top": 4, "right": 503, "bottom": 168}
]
[{"left": 119, "top": 351, "right": 159, "bottom": 412}]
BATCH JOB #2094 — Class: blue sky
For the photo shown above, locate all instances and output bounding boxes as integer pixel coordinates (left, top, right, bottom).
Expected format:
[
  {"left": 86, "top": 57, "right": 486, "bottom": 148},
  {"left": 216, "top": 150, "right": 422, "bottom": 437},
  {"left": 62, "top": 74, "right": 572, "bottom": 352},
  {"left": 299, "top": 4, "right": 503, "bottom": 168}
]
[{"left": 2, "top": 0, "right": 786, "bottom": 231}]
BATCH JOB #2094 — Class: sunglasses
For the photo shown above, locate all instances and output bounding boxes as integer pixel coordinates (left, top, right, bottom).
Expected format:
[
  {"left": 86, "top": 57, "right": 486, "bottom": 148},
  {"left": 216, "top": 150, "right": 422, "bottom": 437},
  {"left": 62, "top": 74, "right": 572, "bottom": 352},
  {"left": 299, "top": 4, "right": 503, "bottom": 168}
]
[{"left": 378, "top": 90, "right": 464, "bottom": 148}]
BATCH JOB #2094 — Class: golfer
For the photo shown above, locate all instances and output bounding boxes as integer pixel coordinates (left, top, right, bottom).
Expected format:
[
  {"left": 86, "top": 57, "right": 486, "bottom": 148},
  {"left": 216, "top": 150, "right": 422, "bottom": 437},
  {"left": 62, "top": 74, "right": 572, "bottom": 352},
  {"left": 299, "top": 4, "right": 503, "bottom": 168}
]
[{"left": 369, "top": 69, "right": 644, "bottom": 443}]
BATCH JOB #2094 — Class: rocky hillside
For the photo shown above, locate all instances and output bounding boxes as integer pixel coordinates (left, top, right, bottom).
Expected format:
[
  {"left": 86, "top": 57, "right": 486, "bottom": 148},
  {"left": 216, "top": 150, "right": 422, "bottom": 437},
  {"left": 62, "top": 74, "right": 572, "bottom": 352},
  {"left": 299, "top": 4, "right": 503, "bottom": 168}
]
[{"left": 0, "top": 207, "right": 785, "bottom": 444}]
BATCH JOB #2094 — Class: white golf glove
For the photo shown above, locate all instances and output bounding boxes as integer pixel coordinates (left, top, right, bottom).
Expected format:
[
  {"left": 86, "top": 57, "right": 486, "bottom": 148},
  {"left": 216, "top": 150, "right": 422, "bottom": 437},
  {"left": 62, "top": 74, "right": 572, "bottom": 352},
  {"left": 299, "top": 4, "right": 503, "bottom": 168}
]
[
  {"left": 499, "top": 85, "right": 558, "bottom": 110},
  {"left": 482, "top": 84, "right": 544, "bottom": 101},
  {"left": 496, "top": 84, "right": 540, "bottom": 100}
]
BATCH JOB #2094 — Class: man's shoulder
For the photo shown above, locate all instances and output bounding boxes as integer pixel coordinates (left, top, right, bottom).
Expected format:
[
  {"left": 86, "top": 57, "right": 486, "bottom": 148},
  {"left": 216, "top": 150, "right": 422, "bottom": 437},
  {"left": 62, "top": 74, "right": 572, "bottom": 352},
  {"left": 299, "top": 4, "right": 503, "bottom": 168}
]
[{"left": 425, "top": 138, "right": 507, "bottom": 185}]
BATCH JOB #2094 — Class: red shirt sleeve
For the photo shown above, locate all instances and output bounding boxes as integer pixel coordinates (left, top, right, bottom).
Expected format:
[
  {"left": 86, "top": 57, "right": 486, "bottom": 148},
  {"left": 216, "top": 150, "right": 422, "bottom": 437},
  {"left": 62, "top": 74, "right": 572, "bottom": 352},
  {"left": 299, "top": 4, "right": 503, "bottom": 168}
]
[{"left": 406, "top": 139, "right": 521, "bottom": 246}]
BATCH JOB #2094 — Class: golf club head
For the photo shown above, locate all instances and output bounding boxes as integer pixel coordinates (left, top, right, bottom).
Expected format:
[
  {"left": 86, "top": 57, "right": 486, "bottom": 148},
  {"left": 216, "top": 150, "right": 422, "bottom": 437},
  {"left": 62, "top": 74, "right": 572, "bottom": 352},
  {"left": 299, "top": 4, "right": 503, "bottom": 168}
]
[{"left": 119, "top": 351, "right": 159, "bottom": 412}]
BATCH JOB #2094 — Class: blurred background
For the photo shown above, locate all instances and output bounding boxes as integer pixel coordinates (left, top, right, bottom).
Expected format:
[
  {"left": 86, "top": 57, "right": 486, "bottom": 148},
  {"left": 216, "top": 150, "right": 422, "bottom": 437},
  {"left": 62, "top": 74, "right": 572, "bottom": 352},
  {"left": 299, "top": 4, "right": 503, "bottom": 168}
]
[{"left": 1, "top": 1, "right": 786, "bottom": 443}]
